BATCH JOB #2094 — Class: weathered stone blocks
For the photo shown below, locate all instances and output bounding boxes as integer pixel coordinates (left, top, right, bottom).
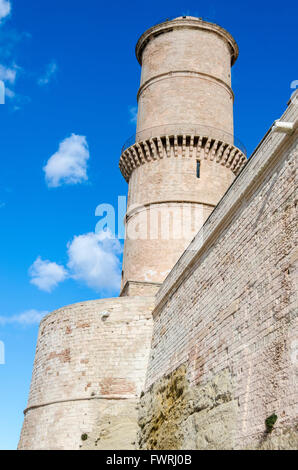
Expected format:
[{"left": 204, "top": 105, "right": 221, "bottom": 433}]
[{"left": 18, "top": 296, "right": 155, "bottom": 450}]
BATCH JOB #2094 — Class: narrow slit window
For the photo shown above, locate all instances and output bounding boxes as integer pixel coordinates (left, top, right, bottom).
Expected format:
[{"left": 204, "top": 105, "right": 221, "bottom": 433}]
[{"left": 196, "top": 160, "right": 200, "bottom": 178}]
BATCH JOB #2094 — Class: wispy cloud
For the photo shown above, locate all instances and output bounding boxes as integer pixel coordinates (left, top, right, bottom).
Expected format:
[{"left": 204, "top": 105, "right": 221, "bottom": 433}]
[
  {"left": 129, "top": 105, "right": 138, "bottom": 124},
  {"left": 0, "top": 28, "right": 28, "bottom": 62},
  {"left": 38, "top": 61, "right": 58, "bottom": 86},
  {"left": 0, "top": 201, "right": 5, "bottom": 208},
  {"left": 0, "top": 63, "right": 17, "bottom": 83},
  {"left": 0, "top": 0, "right": 11, "bottom": 22},
  {"left": 0, "top": 3, "right": 30, "bottom": 108},
  {"left": 29, "top": 256, "right": 67, "bottom": 292},
  {"left": 0, "top": 309, "right": 49, "bottom": 326},
  {"left": 43, "top": 134, "right": 90, "bottom": 188},
  {"left": 5, "top": 86, "right": 14, "bottom": 98},
  {"left": 0, "top": 63, "right": 26, "bottom": 109},
  {"left": 67, "top": 230, "right": 122, "bottom": 293}
]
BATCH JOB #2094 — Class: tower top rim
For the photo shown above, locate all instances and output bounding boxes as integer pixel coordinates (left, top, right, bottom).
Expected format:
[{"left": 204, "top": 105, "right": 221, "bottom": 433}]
[{"left": 135, "top": 16, "right": 239, "bottom": 66}]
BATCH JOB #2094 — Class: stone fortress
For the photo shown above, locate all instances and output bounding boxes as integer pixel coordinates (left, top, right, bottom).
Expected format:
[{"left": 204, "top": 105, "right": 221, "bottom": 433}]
[{"left": 19, "top": 16, "right": 297, "bottom": 450}]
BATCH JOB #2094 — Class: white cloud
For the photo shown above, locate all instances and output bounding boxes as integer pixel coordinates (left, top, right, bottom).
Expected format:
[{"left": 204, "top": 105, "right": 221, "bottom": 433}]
[
  {"left": 0, "top": 0, "right": 11, "bottom": 22},
  {"left": 0, "top": 63, "right": 17, "bottom": 83},
  {"left": 4, "top": 86, "right": 15, "bottom": 100},
  {"left": 0, "top": 63, "right": 29, "bottom": 110},
  {"left": 43, "top": 134, "right": 90, "bottom": 187},
  {"left": 38, "top": 61, "right": 57, "bottom": 86},
  {"left": 0, "top": 64, "right": 23, "bottom": 106},
  {"left": 29, "top": 256, "right": 67, "bottom": 292},
  {"left": 29, "top": 231, "right": 122, "bottom": 294},
  {"left": 129, "top": 105, "right": 138, "bottom": 124},
  {"left": 0, "top": 309, "right": 49, "bottom": 326},
  {"left": 67, "top": 230, "right": 122, "bottom": 292}
]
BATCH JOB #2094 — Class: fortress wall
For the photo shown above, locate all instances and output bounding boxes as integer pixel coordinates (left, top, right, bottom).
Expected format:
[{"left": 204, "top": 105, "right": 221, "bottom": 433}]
[
  {"left": 18, "top": 296, "right": 155, "bottom": 450},
  {"left": 139, "top": 100, "right": 298, "bottom": 449}
]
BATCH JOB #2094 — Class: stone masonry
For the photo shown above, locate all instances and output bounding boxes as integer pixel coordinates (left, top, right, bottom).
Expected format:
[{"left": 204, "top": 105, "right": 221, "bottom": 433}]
[{"left": 18, "top": 297, "right": 154, "bottom": 449}]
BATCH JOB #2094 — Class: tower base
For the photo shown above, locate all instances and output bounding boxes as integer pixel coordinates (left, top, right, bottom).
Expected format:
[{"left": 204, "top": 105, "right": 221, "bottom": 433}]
[{"left": 18, "top": 296, "right": 155, "bottom": 450}]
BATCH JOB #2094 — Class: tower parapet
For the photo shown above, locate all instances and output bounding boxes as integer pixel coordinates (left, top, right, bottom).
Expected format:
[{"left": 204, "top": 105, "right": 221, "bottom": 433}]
[{"left": 120, "top": 16, "right": 246, "bottom": 295}]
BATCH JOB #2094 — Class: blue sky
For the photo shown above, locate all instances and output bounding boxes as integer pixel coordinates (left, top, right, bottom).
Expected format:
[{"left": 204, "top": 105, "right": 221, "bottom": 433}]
[{"left": 0, "top": 0, "right": 297, "bottom": 450}]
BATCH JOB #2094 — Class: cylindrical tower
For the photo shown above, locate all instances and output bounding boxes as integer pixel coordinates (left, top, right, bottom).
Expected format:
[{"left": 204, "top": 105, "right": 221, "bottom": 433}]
[{"left": 120, "top": 16, "right": 246, "bottom": 295}]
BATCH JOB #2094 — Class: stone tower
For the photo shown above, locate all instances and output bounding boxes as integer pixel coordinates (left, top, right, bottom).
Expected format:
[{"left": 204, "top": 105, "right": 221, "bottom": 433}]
[
  {"left": 18, "top": 17, "right": 247, "bottom": 450},
  {"left": 120, "top": 16, "right": 246, "bottom": 296}
]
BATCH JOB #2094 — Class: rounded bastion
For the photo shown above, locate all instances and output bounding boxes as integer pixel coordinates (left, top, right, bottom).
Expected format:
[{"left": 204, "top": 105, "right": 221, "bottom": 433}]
[{"left": 18, "top": 296, "right": 155, "bottom": 450}]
